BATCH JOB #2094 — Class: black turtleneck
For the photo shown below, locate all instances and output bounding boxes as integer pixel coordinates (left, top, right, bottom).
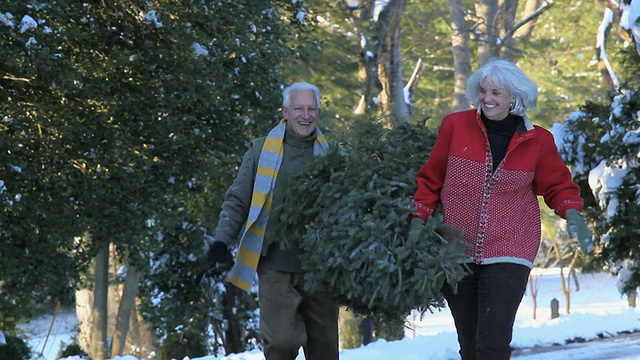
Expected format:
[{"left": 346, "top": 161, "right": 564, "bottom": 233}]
[{"left": 481, "top": 112, "right": 519, "bottom": 172}]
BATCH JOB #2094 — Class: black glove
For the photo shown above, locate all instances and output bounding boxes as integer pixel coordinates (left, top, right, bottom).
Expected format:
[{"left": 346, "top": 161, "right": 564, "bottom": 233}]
[{"left": 201, "top": 241, "right": 234, "bottom": 280}]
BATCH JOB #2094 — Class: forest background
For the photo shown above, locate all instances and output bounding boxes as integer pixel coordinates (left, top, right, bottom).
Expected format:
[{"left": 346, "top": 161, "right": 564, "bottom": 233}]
[{"left": 1, "top": 0, "right": 638, "bottom": 359}]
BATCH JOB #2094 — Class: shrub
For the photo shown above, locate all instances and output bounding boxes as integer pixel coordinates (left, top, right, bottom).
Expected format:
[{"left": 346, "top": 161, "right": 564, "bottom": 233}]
[
  {"left": 1, "top": 335, "right": 31, "bottom": 360},
  {"left": 58, "top": 343, "right": 89, "bottom": 359},
  {"left": 157, "top": 330, "right": 207, "bottom": 360}
]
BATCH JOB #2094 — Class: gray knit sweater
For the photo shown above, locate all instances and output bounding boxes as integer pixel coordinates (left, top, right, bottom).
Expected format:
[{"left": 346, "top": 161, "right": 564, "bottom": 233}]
[{"left": 212, "top": 127, "right": 316, "bottom": 272}]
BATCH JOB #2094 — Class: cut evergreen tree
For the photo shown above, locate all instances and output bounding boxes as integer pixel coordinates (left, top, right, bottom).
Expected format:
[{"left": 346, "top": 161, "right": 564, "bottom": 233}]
[{"left": 278, "top": 121, "right": 469, "bottom": 323}]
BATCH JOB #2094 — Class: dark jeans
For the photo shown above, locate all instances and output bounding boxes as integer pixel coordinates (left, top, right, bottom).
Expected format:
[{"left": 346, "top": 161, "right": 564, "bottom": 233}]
[{"left": 442, "top": 263, "right": 531, "bottom": 360}]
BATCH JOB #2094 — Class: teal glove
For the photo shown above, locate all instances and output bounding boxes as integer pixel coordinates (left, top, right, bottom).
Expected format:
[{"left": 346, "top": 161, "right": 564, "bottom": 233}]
[{"left": 566, "top": 209, "right": 593, "bottom": 254}]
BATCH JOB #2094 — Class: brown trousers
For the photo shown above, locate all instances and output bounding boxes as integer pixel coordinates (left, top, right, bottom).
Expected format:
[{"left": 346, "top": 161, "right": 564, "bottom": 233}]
[{"left": 258, "top": 269, "right": 339, "bottom": 360}]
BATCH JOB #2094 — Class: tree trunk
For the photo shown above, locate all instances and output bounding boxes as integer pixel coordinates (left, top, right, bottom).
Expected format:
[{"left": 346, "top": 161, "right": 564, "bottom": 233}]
[
  {"left": 449, "top": 0, "right": 472, "bottom": 111},
  {"left": 372, "top": 317, "right": 404, "bottom": 342},
  {"left": 90, "top": 243, "right": 110, "bottom": 360},
  {"left": 514, "top": 0, "right": 542, "bottom": 39},
  {"left": 570, "top": 268, "right": 580, "bottom": 291},
  {"left": 75, "top": 288, "right": 93, "bottom": 354},
  {"left": 628, "top": 291, "right": 637, "bottom": 308},
  {"left": 111, "top": 265, "right": 141, "bottom": 357},
  {"left": 528, "top": 272, "right": 541, "bottom": 320},
  {"left": 349, "top": 1, "right": 382, "bottom": 118},
  {"left": 376, "top": 0, "right": 409, "bottom": 125},
  {"left": 126, "top": 301, "right": 157, "bottom": 358},
  {"left": 475, "top": 0, "right": 500, "bottom": 65},
  {"left": 500, "top": 0, "right": 518, "bottom": 60},
  {"left": 559, "top": 266, "right": 571, "bottom": 314},
  {"left": 338, "top": 307, "right": 362, "bottom": 349},
  {"left": 222, "top": 285, "right": 244, "bottom": 354}
]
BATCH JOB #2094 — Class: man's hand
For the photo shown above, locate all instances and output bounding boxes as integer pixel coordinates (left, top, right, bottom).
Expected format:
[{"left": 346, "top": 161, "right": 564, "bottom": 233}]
[
  {"left": 201, "top": 241, "right": 234, "bottom": 280},
  {"left": 566, "top": 209, "right": 594, "bottom": 254}
]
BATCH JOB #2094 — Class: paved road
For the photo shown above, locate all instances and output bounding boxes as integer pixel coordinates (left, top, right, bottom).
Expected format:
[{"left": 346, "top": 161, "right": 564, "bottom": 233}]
[{"left": 512, "top": 331, "right": 640, "bottom": 359}]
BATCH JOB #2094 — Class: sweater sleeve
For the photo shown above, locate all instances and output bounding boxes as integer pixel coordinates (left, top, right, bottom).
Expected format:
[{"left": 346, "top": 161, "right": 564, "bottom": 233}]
[
  {"left": 532, "top": 128, "right": 583, "bottom": 218},
  {"left": 412, "top": 116, "right": 454, "bottom": 219},
  {"left": 211, "top": 141, "right": 259, "bottom": 247}
]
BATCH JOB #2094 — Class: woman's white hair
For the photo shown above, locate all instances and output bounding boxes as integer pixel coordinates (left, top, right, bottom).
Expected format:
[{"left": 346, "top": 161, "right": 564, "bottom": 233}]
[
  {"left": 465, "top": 59, "right": 538, "bottom": 116},
  {"left": 282, "top": 82, "right": 321, "bottom": 108}
]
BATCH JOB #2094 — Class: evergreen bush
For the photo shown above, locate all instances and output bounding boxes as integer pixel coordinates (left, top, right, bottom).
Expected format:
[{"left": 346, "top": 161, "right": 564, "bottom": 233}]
[
  {"left": 278, "top": 121, "right": 469, "bottom": 323},
  {"left": 157, "top": 330, "right": 207, "bottom": 360},
  {"left": 1, "top": 335, "right": 31, "bottom": 360},
  {"left": 58, "top": 343, "right": 89, "bottom": 359}
]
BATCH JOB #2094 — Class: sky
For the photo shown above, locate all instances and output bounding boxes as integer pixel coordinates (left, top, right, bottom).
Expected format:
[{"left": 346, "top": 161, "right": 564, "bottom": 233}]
[{"left": 24, "top": 268, "right": 640, "bottom": 360}]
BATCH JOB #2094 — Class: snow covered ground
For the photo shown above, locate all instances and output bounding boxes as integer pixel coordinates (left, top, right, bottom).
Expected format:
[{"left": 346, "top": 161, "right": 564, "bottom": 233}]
[{"left": 22, "top": 268, "right": 640, "bottom": 360}]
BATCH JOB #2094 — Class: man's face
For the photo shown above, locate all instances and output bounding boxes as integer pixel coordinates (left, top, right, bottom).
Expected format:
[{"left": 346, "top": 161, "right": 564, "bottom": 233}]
[{"left": 282, "top": 89, "right": 318, "bottom": 138}]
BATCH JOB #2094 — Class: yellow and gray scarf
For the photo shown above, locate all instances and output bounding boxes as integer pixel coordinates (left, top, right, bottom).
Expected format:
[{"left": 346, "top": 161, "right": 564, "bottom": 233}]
[{"left": 228, "top": 119, "right": 329, "bottom": 291}]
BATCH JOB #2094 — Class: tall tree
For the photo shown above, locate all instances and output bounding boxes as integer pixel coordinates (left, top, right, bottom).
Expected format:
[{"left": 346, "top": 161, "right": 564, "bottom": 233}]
[
  {"left": 296, "top": 0, "right": 422, "bottom": 125},
  {"left": 447, "top": 0, "right": 554, "bottom": 111},
  {"left": 448, "top": 0, "right": 472, "bottom": 111},
  {"left": 375, "top": 0, "right": 411, "bottom": 123},
  {"left": 0, "top": 0, "right": 91, "bottom": 333},
  {"left": 1, "top": 0, "right": 291, "bottom": 356}
]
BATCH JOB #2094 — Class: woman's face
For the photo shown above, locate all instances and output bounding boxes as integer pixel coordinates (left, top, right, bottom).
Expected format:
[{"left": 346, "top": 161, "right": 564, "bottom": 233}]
[{"left": 479, "top": 78, "right": 513, "bottom": 121}]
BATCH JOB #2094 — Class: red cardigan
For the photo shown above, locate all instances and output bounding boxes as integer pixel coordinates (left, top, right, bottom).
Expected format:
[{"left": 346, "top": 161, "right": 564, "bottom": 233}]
[{"left": 413, "top": 110, "right": 583, "bottom": 268}]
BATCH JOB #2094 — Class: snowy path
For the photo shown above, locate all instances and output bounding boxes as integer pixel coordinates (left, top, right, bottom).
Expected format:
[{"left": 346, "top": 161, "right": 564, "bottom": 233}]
[
  {"left": 512, "top": 331, "right": 640, "bottom": 359},
  {"left": 22, "top": 269, "right": 640, "bottom": 360}
]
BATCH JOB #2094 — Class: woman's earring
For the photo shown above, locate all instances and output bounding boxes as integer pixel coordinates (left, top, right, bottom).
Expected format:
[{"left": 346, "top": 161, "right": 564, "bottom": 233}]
[{"left": 509, "top": 102, "right": 515, "bottom": 111}]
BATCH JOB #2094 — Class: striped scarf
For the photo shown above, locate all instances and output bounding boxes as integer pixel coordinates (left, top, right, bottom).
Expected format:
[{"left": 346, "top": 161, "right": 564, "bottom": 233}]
[{"left": 228, "top": 119, "right": 329, "bottom": 292}]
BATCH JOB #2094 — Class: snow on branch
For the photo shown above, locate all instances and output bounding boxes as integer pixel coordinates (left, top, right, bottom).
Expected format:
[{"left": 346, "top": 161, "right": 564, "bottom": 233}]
[
  {"left": 596, "top": 7, "right": 622, "bottom": 88},
  {"left": 403, "top": 58, "right": 424, "bottom": 112}
]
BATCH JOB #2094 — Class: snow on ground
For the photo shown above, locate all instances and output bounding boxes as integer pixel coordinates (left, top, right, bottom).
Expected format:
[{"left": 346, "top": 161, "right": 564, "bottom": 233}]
[{"left": 22, "top": 268, "right": 640, "bottom": 360}]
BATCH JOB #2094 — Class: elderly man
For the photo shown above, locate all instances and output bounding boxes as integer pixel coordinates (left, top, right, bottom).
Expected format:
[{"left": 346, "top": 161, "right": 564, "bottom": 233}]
[{"left": 205, "top": 82, "right": 339, "bottom": 360}]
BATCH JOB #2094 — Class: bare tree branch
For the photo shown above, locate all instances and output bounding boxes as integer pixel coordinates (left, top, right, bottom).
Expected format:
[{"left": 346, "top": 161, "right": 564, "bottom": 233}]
[
  {"left": 404, "top": 58, "right": 424, "bottom": 114},
  {"left": 3, "top": 75, "right": 31, "bottom": 82},
  {"left": 498, "top": 0, "right": 554, "bottom": 50}
]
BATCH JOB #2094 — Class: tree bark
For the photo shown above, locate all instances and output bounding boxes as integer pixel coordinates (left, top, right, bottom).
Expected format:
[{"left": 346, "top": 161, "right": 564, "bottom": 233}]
[
  {"left": 126, "top": 301, "right": 157, "bottom": 358},
  {"left": 628, "top": 291, "right": 637, "bottom": 308},
  {"left": 376, "top": 0, "right": 409, "bottom": 124},
  {"left": 111, "top": 265, "right": 141, "bottom": 357},
  {"left": 529, "top": 272, "right": 541, "bottom": 320},
  {"left": 90, "top": 243, "right": 109, "bottom": 359},
  {"left": 347, "top": 0, "right": 382, "bottom": 118},
  {"left": 338, "top": 307, "right": 362, "bottom": 349},
  {"left": 475, "top": 0, "right": 500, "bottom": 65},
  {"left": 222, "top": 285, "right": 244, "bottom": 354},
  {"left": 500, "top": 0, "right": 518, "bottom": 59},
  {"left": 449, "top": 0, "right": 472, "bottom": 111},
  {"left": 514, "top": 0, "right": 542, "bottom": 39},
  {"left": 499, "top": 0, "right": 554, "bottom": 53}
]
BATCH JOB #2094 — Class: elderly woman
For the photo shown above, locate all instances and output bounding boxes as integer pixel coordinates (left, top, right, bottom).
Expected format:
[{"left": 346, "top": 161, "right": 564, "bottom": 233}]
[{"left": 411, "top": 59, "right": 592, "bottom": 360}]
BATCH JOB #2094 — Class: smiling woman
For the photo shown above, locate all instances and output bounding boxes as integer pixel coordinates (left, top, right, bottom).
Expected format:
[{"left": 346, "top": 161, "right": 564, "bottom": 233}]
[
  {"left": 478, "top": 78, "right": 513, "bottom": 121},
  {"left": 411, "top": 58, "right": 592, "bottom": 360}
]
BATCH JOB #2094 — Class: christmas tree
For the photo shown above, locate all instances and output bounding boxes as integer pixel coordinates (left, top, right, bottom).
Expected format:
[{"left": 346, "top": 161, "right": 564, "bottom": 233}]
[{"left": 278, "top": 121, "right": 469, "bottom": 323}]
